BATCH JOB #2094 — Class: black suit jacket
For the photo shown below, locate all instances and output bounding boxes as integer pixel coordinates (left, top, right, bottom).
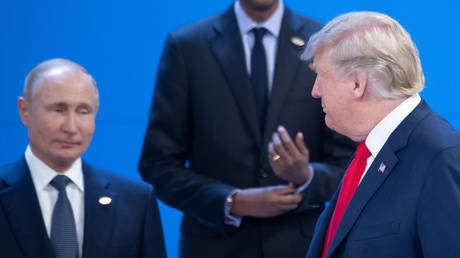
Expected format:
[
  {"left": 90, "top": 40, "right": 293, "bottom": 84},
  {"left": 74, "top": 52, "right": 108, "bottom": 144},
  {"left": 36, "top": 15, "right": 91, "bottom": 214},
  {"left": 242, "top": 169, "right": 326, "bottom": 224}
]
[
  {"left": 0, "top": 157, "right": 166, "bottom": 258},
  {"left": 139, "top": 5, "right": 355, "bottom": 258},
  {"left": 307, "top": 100, "right": 460, "bottom": 258}
]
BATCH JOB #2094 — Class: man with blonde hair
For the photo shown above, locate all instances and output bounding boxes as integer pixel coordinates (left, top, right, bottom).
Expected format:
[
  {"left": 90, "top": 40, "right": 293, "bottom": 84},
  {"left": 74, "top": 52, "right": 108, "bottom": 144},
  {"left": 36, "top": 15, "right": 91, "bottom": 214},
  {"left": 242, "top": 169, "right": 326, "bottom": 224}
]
[{"left": 268, "top": 11, "right": 460, "bottom": 258}]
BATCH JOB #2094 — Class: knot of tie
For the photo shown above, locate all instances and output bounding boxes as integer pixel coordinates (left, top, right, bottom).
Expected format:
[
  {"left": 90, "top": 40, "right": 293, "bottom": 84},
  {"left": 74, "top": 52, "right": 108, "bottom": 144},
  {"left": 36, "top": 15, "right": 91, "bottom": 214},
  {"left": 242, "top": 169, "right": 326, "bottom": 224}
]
[
  {"left": 252, "top": 27, "right": 267, "bottom": 42},
  {"left": 50, "top": 175, "right": 71, "bottom": 192},
  {"left": 355, "top": 141, "right": 371, "bottom": 161}
]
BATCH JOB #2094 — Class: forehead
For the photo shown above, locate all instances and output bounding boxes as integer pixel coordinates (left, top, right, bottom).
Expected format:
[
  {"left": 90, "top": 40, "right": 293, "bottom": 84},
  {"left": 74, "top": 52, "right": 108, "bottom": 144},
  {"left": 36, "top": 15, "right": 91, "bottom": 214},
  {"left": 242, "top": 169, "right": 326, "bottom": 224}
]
[
  {"left": 33, "top": 69, "right": 97, "bottom": 105},
  {"left": 310, "top": 52, "right": 335, "bottom": 79}
]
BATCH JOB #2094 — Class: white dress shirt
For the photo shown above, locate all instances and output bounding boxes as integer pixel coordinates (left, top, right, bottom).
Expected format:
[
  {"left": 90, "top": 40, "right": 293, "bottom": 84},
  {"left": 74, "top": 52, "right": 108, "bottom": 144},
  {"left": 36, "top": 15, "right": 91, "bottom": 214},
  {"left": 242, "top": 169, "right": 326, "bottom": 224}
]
[
  {"left": 361, "top": 94, "right": 422, "bottom": 182},
  {"left": 234, "top": 0, "right": 284, "bottom": 94},
  {"left": 25, "top": 146, "right": 84, "bottom": 258}
]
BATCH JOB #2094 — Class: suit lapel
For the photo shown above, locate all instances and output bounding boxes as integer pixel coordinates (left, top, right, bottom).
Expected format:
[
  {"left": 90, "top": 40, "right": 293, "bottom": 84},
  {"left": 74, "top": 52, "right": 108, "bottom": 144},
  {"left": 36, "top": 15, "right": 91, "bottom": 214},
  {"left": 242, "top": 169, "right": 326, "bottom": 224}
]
[
  {"left": 210, "top": 6, "right": 261, "bottom": 143},
  {"left": 81, "top": 162, "right": 117, "bottom": 258},
  {"left": 327, "top": 100, "right": 432, "bottom": 257},
  {"left": 327, "top": 146, "right": 399, "bottom": 257},
  {"left": 0, "top": 157, "right": 55, "bottom": 258},
  {"left": 263, "top": 9, "right": 307, "bottom": 146},
  {"left": 307, "top": 186, "right": 341, "bottom": 258}
]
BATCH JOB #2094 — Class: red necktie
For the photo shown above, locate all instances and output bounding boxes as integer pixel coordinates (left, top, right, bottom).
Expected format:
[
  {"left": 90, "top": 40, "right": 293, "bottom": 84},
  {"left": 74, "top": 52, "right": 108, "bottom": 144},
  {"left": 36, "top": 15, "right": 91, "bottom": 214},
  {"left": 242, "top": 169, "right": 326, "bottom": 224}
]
[{"left": 321, "top": 142, "right": 371, "bottom": 258}]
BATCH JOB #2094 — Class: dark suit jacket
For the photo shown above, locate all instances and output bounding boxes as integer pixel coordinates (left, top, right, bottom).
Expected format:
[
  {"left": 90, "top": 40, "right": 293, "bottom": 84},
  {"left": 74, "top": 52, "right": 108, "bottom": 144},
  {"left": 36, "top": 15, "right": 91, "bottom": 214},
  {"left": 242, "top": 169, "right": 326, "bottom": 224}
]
[
  {"left": 139, "top": 5, "right": 355, "bottom": 258},
  {"left": 0, "top": 157, "right": 166, "bottom": 258},
  {"left": 307, "top": 100, "right": 460, "bottom": 258}
]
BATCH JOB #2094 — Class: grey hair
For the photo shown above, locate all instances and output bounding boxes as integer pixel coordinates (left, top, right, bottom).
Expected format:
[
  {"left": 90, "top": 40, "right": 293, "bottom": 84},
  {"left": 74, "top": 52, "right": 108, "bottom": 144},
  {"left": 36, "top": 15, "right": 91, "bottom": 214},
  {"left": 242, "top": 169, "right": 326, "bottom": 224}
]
[
  {"left": 23, "top": 58, "right": 99, "bottom": 104},
  {"left": 302, "top": 11, "right": 424, "bottom": 99}
]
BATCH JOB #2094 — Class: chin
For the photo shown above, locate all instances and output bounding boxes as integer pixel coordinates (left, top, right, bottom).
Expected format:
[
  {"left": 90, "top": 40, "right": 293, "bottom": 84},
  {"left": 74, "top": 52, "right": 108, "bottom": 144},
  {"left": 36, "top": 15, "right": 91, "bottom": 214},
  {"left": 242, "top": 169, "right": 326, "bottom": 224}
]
[
  {"left": 324, "top": 117, "right": 334, "bottom": 131},
  {"left": 52, "top": 149, "right": 82, "bottom": 162}
]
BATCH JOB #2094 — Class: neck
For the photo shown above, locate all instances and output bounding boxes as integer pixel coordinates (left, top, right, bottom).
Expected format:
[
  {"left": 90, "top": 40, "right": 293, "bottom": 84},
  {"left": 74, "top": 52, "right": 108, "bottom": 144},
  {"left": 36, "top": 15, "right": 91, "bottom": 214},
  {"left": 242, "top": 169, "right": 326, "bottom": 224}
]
[
  {"left": 30, "top": 147, "right": 74, "bottom": 173},
  {"left": 351, "top": 97, "right": 407, "bottom": 142},
  {"left": 239, "top": 0, "right": 279, "bottom": 23}
]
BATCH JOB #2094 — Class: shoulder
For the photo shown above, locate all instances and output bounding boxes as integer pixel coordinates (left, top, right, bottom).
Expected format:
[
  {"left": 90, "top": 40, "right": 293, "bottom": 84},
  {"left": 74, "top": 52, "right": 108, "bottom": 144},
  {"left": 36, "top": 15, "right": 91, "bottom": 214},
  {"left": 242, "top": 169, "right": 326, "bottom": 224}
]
[
  {"left": 284, "top": 7, "right": 324, "bottom": 35},
  {"left": 84, "top": 163, "right": 154, "bottom": 197},
  {"left": 289, "top": 9, "right": 323, "bottom": 28},
  {"left": 411, "top": 109, "right": 460, "bottom": 153},
  {"left": 167, "top": 8, "right": 229, "bottom": 45},
  {"left": 171, "top": 14, "right": 219, "bottom": 38},
  {"left": 0, "top": 160, "right": 20, "bottom": 178},
  {"left": 0, "top": 158, "right": 27, "bottom": 190}
]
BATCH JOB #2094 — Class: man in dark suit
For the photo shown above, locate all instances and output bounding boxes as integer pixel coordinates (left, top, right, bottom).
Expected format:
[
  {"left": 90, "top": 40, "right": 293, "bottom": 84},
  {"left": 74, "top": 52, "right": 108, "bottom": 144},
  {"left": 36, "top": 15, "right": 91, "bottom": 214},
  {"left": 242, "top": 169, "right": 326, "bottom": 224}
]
[
  {"left": 0, "top": 58, "right": 166, "bottom": 258},
  {"left": 138, "top": 0, "right": 355, "bottom": 257},
  {"left": 277, "top": 11, "right": 460, "bottom": 258}
]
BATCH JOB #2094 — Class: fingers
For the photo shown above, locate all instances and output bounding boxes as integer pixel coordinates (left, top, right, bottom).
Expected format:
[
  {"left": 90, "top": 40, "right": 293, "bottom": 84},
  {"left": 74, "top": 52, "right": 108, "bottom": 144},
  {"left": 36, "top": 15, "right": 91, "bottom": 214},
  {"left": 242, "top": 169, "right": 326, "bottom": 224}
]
[
  {"left": 268, "top": 142, "right": 279, "bottom": 161},
  {"left": 272, "top": 132, "right": 293, "bottom": 164},
  {"left": 270, "top": 185, "right": 297, "bottom": 194},
  {"left": 295, "top": 132, "right": 310, "bottom": 156},
  {"left": 277, "top": 126, "right": 302, "bottom": 159},
  {"left": 268, "top": 186, "right": 303, "bottom": 204},
  {"left": 273, "top": 194, "right": 302, "bottom": 213},
  {"left": 239, "top": 186, "right": 303, "bottom": 217}
]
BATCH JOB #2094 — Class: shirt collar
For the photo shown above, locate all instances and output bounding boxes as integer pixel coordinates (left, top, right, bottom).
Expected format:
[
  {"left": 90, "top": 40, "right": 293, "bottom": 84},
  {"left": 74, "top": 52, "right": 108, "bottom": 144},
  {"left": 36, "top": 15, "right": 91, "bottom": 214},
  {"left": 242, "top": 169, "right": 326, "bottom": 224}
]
[
  {"left": 234, "top": 0, "right": 284, "bottom": 37},
  {"left": 366, "top": 94, "right": 421, "bottom": 157},
  {"left": 25, "top": 145, "right": 84, "bottom": 192}
]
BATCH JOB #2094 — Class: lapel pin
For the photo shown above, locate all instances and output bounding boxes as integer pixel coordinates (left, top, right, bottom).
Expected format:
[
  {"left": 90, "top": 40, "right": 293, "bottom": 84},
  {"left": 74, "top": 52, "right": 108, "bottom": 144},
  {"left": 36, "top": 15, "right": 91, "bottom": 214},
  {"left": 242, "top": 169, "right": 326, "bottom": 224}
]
[
  {"left": 291, "top": 37, "right": 305, "bottom": 47},
  {"left": 378, "top": 162, "right": 386, "bottom": 173},
  {"left": 98, "top": 196, "right": 112, "bottom": 205}
]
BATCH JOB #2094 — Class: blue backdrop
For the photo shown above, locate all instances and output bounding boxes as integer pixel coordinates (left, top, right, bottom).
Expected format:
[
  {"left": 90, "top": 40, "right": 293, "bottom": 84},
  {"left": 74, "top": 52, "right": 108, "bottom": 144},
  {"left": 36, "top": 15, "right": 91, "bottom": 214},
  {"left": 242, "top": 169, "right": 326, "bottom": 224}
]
[{"left": 1, "top": 0, "right": 459, "bottom": 257}]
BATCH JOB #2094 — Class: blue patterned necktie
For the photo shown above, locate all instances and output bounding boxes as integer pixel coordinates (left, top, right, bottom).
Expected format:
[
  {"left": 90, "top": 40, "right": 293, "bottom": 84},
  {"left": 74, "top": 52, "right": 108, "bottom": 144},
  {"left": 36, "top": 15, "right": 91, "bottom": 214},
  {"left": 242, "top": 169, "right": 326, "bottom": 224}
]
[
  {"left": 50, "top": 175, "right": 79, "bottom": 258},
  {"left": 250, "top": 27, "right": 269, "bottom": 131}
]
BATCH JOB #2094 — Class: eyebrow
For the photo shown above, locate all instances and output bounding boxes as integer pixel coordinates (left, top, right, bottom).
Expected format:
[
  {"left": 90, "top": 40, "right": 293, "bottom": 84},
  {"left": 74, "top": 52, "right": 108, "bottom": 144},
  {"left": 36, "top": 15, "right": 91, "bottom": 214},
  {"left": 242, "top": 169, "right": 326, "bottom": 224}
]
[{"left": 45, "top": 102, "right": 67, "bottom": 108}]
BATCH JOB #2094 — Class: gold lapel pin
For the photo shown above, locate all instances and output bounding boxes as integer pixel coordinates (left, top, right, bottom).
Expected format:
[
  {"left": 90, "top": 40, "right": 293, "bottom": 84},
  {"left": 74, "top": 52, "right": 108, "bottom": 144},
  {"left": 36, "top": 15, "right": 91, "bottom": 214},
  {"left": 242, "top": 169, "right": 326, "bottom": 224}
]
[
  {"left": 291, "top": 37, "right": 305, "bottom": 47},
  {"left": 98, "top": 196, "right": 112, "bottom": 205}
]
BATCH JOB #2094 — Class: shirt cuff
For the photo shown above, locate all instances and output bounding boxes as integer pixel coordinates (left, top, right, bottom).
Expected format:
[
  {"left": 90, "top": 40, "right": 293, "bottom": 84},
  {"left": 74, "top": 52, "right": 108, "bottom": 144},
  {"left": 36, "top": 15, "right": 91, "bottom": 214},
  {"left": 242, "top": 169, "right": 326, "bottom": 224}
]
[
  {"left": 224, "top": 189, "right": 243, "bottom": 227},
  {"left": 294, "top": 165, "right": 314, "bottom": 193}
]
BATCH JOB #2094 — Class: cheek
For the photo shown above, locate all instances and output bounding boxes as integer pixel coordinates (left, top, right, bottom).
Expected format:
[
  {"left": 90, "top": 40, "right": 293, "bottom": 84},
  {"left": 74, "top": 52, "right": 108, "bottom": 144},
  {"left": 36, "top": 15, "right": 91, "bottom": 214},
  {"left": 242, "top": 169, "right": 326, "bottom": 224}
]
[
  {"left": 79, "top": 117, "right": 96, "bottom": 136},
  {"left": 30, "top": 113, "right": 61, "bottom": 135}
]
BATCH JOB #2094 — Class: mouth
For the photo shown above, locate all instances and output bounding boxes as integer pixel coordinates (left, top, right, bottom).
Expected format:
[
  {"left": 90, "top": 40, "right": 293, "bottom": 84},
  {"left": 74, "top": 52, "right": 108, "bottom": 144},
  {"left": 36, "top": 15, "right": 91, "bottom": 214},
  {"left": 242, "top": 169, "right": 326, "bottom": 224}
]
[{"left": 54, "top": 140, "right": 81, "bottom": 148}]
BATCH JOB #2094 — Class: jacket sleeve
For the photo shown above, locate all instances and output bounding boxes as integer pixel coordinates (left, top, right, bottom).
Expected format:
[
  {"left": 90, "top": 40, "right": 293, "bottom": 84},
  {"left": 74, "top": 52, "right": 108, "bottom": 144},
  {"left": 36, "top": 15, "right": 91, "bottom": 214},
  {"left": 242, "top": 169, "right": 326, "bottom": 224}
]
[
  {"left": 142, "top": 187, "right": 167, "bottom": 258},
  {"left": 138, "top": 33, "right": 235, "bottom": 233}
]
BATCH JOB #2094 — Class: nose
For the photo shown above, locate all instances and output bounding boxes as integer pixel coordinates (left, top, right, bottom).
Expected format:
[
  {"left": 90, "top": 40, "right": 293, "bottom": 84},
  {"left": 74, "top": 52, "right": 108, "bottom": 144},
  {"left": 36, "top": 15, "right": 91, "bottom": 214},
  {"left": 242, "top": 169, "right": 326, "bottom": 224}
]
[
  {"left": 62, "top": 113, "right": 78, "bottom": 134},
  {"left": 311, "top": 78, "right": 320, "bottom": 99}
]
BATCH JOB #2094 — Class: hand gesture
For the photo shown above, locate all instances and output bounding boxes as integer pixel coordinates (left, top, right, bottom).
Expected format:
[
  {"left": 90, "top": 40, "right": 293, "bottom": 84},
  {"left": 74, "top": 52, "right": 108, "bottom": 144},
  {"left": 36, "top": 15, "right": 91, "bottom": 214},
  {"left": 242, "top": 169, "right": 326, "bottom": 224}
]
[
  {"left": 230, "top": 185, "right": 302, "bottom": 217},
  {"left": 268, "top": 125, "right": 312, "bottom": 186}
]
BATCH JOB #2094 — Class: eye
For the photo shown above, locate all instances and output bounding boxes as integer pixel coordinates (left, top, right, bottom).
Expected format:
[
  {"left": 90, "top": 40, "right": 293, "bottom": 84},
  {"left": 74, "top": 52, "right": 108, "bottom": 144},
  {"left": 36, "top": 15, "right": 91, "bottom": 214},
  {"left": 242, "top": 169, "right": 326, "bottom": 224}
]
[
  {"left": 54, "top": 107, "right": 64, "bottom": 113},
  {"left": 77, "top": 106, "right": 93, "bottom": 115}
]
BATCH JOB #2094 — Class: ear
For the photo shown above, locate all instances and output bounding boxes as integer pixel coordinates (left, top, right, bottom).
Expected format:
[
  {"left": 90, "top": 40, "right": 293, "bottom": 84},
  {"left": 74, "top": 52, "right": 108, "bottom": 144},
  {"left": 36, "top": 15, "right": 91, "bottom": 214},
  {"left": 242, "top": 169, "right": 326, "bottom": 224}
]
[
  {"left": 351, "top": 70, "right": 368, "bottom": 98},
  {"left": 18, "top": 97, "right": 29, "bottom": 126}
]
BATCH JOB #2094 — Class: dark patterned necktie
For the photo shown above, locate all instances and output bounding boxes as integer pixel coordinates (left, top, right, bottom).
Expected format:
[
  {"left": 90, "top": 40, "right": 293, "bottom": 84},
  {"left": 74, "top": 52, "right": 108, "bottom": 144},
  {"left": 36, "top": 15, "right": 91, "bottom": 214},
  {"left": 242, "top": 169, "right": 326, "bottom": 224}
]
[
  {"left": 50, "top": 175, "right": 79, "bottom": 258},
  {"left": 250, "top": 27, "right": 269, "bottom": 131}
]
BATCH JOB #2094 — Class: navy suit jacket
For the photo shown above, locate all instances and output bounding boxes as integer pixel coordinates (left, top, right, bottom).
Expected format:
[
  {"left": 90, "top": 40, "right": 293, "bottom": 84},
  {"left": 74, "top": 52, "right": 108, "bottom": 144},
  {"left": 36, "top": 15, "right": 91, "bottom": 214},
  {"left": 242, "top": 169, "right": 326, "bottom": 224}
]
[
  {"left": 0, "top": 157, "right": 166, "bottom": 258},
  {"left": 139, "top": 4, "right": 356, "bottom": 258},
  {"left": 306, "top": 100, "right": 460, "bottom": 258}
]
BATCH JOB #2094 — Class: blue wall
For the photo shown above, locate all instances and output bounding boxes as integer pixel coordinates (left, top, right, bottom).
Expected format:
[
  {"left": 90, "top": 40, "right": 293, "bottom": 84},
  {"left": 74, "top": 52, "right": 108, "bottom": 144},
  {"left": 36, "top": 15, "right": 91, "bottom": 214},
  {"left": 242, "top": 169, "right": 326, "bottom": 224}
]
[{"left": 1, "top": 0, "right": 459, "bottom": 257}]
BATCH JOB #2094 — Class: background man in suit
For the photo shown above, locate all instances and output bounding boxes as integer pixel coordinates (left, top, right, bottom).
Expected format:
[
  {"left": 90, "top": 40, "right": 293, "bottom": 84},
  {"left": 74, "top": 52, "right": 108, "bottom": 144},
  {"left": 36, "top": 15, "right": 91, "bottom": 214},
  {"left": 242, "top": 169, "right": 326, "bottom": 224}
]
[
  {"left": 274, "top": 11, "right": 460, "bottom": 258},
  {"left": 138, "top": 0, "right": 355, "bottom": 257},
  {"left": 0, "top": 58, "right": 167, "bottom": 258}
]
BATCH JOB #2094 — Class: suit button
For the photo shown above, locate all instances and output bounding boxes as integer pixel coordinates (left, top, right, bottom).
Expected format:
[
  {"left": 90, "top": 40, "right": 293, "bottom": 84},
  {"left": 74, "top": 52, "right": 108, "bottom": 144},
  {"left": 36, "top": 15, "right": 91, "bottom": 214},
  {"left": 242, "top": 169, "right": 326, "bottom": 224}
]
[{"left": 260, "top": 169, "right": 268, "bottom": 178}]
